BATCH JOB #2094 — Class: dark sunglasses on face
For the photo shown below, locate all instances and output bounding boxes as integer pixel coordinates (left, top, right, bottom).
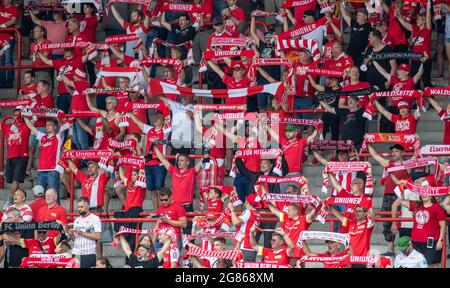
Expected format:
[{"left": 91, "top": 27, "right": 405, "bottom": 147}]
[
  {"left": 159, "top": 198, "right": 169, "bottom": 202},
  {"left": 37, "top": 231, "right": 47, "bottom": 234}
]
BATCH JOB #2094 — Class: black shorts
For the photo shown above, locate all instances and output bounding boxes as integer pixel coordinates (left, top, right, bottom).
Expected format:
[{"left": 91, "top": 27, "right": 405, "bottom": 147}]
[
  {"left": 412, "top": 241, "right": 442, "bottom": 265},
  {"left": 5, "top": 157, "right": 28, "bottom": 184}
]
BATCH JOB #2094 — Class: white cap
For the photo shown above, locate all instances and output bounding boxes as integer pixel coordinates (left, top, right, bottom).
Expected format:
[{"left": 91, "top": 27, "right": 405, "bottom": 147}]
[{"left": 32, "top": 185, "right": 45, "bottom": 197}]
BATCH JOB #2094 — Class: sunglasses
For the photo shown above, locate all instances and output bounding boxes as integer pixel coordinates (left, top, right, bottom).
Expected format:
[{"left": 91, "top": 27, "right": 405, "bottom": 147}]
[
  {"left": 37, "top": 231, "right": 47, "bottom": 234},
  {"left": 159, "top": 198, "right": 169, "bottom": 202}
]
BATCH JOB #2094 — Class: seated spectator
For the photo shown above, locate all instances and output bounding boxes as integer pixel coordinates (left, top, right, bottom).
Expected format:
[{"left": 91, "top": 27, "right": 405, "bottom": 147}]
[
  {"left": 0, "top": 208, "right": 29, "bottom": 268},
  {"left": 394, "top": 236, "right": 428, "bottom": 268},
  {"left": 2, "top": 189, "right": 33, "bottom": 222},
  {"left": 300, "top": 239, "right": 350, "bottom": 268},
  {"left": 36, "top": 189, "right": 69, "bottom": 237}
]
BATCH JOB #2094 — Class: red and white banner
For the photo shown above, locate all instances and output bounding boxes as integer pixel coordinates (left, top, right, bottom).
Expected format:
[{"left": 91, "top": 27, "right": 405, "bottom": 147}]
[
  {"left": 403, "top": 182, "right": 450, "bottom": 196},
  {"left": 0, "top": 99, "right": 34, "bottom": 107},
  {"left": 37, "top": 42, "right": 89, "bottom": 51},
  {"left": 194, "top": 104, "right": 246, "bottom": 111},
  {"left": 203, "top": 49, "right": 255, "bottom": 60},
  {"left": 322, "top": 162, "right": 372, "bottom": 194},
  {"left": 306, "top": 68, "right": 345, "bottom": 78},
  {"left": 275, "top": 39, "right": 321, "bottom": 64},
  {"left": 116, "top": 156, "right": 145, "bottom": 169},
  {"left": 107, "top": 138, "right": 136, "bottom": 151},
  {"left": 423, "top": 87, "right": 450, "bottom": 96},
  {"left": 160, "top": 2, "right": 201, "bottom": 13},
  {"left": 324, "top": 197, "right": 373, "bottom": 209},
  {"left": 282, "top": 0, "right": 316, "bottom": 8},
  {"left": 344, "top": 256, "right": 392, "bottom": 268},
  {"left": 386, "top": 156, "right": 438, "bottom": 173},
  {"left": 61, "top": 150, "right": 112, "bottom": 159},
  {"left": 299, "top": 231, "right": 350, "bottom": 248},
  {"left": 251, "top": 10, "right": 280, "bottom": 17},
  {"left": 184, "top": 232, "right": 236, "bottom": 241},
  {"left": 185, "top": 246, "right": 242, "bottom": 261},
  {"left": 210, "top": 37, "right": 248, "bottom": 47},
  {"left": 114, "top": 226, "right": 156, "bottom": 237},
  {"left": 277, "top": 18, "right": 327, "bottom": 40},
  {"left": 21, "top": 107, "right": 65, "bottom": 119},
  {"left": 122, "top": 102, "right": 161, "bottom": 111},
  {"left": 360, "top": 133, "right": 421, "bottom": 153},
  {"left": 420, "top": 145, "right": 450, "bottom": 156},
  {"left": 148, "top": 78, "right": 284, "bottom": 99},
  {"left": 140, "top": 58, "right": 182, "bottom": 67},
  {"left": 20, "top": 255, "right": 75, "bottom": 268},
  {"left": 105, "top": 33, "right": 140, "bottom": 45},
  {"left": 234, "top": 262, "right": 291, "bottom": 268},
  {"left": 299, "top": 255, "right": 347, "bottom": 263}
]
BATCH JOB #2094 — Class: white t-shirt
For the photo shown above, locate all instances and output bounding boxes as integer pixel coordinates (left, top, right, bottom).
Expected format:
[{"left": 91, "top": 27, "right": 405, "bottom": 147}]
[
  {"left": 394, "top": 249, "right": 428, "bottom": 268},
  {"left": 302, "top": 25, "right": 326, "bottom": 49},
  {"left": 73, "top": 213, "right": 102, "bottom": 256},
  {"left": 394, "top": 185, "right": 420, "bottom": 229},
  {"left": 167, "top": 99, "right": 194, "bottom": 147}
]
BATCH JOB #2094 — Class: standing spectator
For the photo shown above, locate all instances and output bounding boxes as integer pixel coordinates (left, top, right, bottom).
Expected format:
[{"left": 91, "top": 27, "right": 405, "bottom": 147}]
[
  {"left": 160, "top": 13, "right": 196, "bottom": 58},
  {"left": 68, "top": 197, "right": 102, "bottom": 268},
  {"left": 24, "top": 117, "right": 70, "bottom": 196},
  {"left": 76, "top": 3, "right": 100, "bottom": 43},
  {"left": 36, "top": 188, "right": 69, "bottom": 237},
  {"left": 28, "top": 9, "right": 67, "bottom": 59},
  {"left": 0, "top": 0, "right": 19, "bottom": 88},
  {"left": 396, "top": 1, "right": 432, "bottom": 89},
  {"left": 339, "top": 67, "right": 371, "bottom": 109},
  {"left": 2, "top": 189, "right": 33, "bottom": 223},
  {"left": 368, "top": 143, "right": 409, "bottom": 256},
  {"left": 293, "top": 50, "right": 317, "bottom": 123},
  {"left": 26, "top": 80, "right": 55, "bottom": 176},
  {"left": 340, "top": 5, "right": 371, "bottom": 67},
  {"left": 319, "top": 95, "right": 367, "bottom": 151},
  {"left": 397, "top": 195, "right": 447, "bottom": 268},
  {"left": 110, "top": 4, "right": 150, "bottom": 57},
  {"left": 1, "top": 109, "right": 31, "bottom": 204},
  {"left": 394, "top": 236, "right": 428, "bottom": 268},
  {"left": 374, "top": 100, "right": 420, "bottom": 136},
  {"left": 119, "top": 233, "right": 169, "bottom": 268},
  {"left": 158, "top": 228, "right": 180, "bottom": 268},
  {"left": 29, "top": 185, "right": 46, "bottom": 222},
  {"left": 155, "top": 188, "right": 187, "bottom": 248},
  {"left": 1, "top": 208, "right": 28, "bottom": 268},
  {"left": 18, "top": 70, "right": 37, "bottom": 100},
  {"left": 154, "top": 147, "right": 202, "bottom": 235}
]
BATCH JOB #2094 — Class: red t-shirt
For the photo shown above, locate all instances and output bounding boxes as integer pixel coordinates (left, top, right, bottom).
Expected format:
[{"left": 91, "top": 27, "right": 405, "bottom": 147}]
[
  {"left": 31, "top": 39, "right": 52, "bottom": 67},
  {"left": 280, "top": 137, "right": 307, "bottom": 173},
  {"left": 347, "top": 217, "right": 375, "bottom": 256},
  {"left": 36, "top": 204, "right": 68, "bottom": 237},
  {"left": 168, "top": 165, "right": 197, "bottom": 205},
  {"left": 2, "top": 121, "right": 30, "bottom": 159},
  {"left": 36, "top": 132, "right": 64, "bottom": 171},
  {"left": 390, "top": 75, "right": 415, "bottom": 107},
  {"left": 382, "top": 160, "right": 409, "bottom": 195},
  {"left": 156, "top": 202, "right": 186, "bottom": 239},
  {"left": 281, "top": 214, "right": 310, "bottom": 258},
  {"left": 327, "top": 53, "right": 354, "bottom": 71},
  {"left": 20, "top": 84, "right": 38, "bottom": 99},
  {"left": 162, "top": 243, "right": 180, "bottom": 268},
  {"left": 223, "top": 75, "right": 250, "bottom": 105},
  {"left": 53, "top": 56, "right": 86, "bottom": 95},
  {"left": 316, "top": 250, "right": 349, "bottom": 268},
  {"left": 76, "top": 171, "right": 108, "bottom": 208},
  {"left": 78, "top": 15, "right": 98, "bottom": 43},
  {"left": 261, "top": 246, "right": 291, "bottom": 265},
  {"left": 29, "top": 198, "right": 47, "bottom": 222},
  {"left": 342, "top": 82, "right": 371, "bottom": 108},
  {"left": 65, "top": 32, "right": 88, "bottom": 57},
  {"left": 207, "top": 198, "right": 223, "bottom": 213},
  {"left": 438, "top": 110, "right": 450, "bottom": 144},
  {"left": 295, "top": 63, "right": 316, "bottom": 98},
  {"left": 391, "top": 114, "right": 418, "bottom": 134},
  {"left": 387, "top": 9, "right": 407, "bottom": 46},
  {"left": 410, "top": 202, "right": 447, "bottom": 242},
  {"left": 124, "top": 182, "right": 146, "bottom": 212},
  {"left": 125, "top": 98, "right": 149, "bottom": 134},
  {"left": 411, "top": 26, "right": 431, "bottom": 57},
  {"left": 143, "top": 124, "right": 166, "bottom": 166},
  {"left": 34, "top": 94, "right": 56, "bottom": 127},
  {"left": 0, "top": 4, "right": 19, "bottom": 41},
  {"left": 294, "top": 2, "right": 316, "bottom": 24},
  {"left": 238, "top": 137, "right": 261, "bottom": 173},
  {"left": 207, "top": 30, "right": 234, "bottom": 49},
  {"left": 322, "top": 39, "right": 338, "bottom": 67},
  {"left": 22, "top": 237, "right": 57, "bottom": 256}
]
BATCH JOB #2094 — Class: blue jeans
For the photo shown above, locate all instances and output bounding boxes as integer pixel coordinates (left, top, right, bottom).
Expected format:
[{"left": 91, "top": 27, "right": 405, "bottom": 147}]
[
  {"left": 38, "top": 170, "right": 60, "bottom": 199},
  {"left": 56, "top": 93, "right": 72, "bottom": 114},
  {"left": 234, "top": 173, "right": 251, "bottom": 203},
  {"left": 73, "top": 119, "right": 90, "bottom": 151},
  {"left": 145, "top": 165, "right": 167, "bottom": 191},
  {"left": 0, "top": 39, "right": 15, "bottom": 87},
  {"left": 294, "top": 97, "right": 313, "bottom": 119}
]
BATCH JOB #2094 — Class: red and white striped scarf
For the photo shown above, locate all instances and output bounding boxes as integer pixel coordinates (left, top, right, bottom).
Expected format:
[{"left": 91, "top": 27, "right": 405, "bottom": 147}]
[
  {"left": 299, "top": 255, "right": 347, "bottom": 264},
  {"left": 194, "top": 104, "right": 246, "bottom": 111},
  {"left": 257, "top": 175, "right": 309, "bottom": 194},
  {"left": 210, "top": 37, "right": 248, "bottom": 47},
  {"left": 96, "top": 67, "right": 140, "bottom": 86},
  {"left": 419, "top": 145, "right": 450, "bottom": 156},
  {"left": 265, "top": 193, "right": 327, "bottom": 223},
  {"left": 250, "top": 10, "right": 279, "bottom": 17},
  {"left": 402, "top": 182, "right": 450, "bottom": 196},
  {"left": 186, "top": 246, "right": 242, "bottom": 261},
  {"left": 0, "top": 99, "right": 35, "bottom": 107},
  {"left": 209, "top": 207, "right": 231, "bottom": 228},
  {"left": 140, "top": 58, "right": 182, "bottom": 67},
  {"left": 160, "top": 2, "right": 201, "bottom": 13},
  {"left": 423, "top": 87, "right": 450, "bottom": 97},
  {"left": 185, "top": 232, "right": 236, "bottom": 241},
  {"left": 249, "top": 58, "right": 295, "bottom": 84},
  {"left": 344, "top": 256, "right": 392, "bottom": 268},
  {"left": 148, "top": 38, "right": 193, "bottom": 65},
  {"left": 266, "top": 116, "right": 323, "bottom": 135},
  {"left": 275, "top": 39, "right": 321, "bottom": 64},
  {"left": 387, "top": 156, "right": 439, "bottom": 178},
  {"left": 324, "top": 197, "right": 373, "bottom": 209},
  {"left": 148, "top": 78, "right": 284, "bottom": 99},
  {"left": 299, "top": 231, "right": 350, "bottom": 248},
  {"left": 122, "top": 102, "right": 161, "bottom": 111},
  {"left": 360, "top": 133, "right": 421, "bottom": 154},
  {"left": 306, "top": 67, "right": 345, "bottom": 78},
  {"left": 37, "top": 42, "right": 89, "bottom": 51},
  {"left": 20, "top": 107, "right": 65, "bottom": 119},
  {"left": 203, "top": 49, "right": 255, "bottom": 60},
  {"left": 276, "top": 17, "right": 327, "bottom": 40},
  {"left": 364, "top": 90, "right": 424, "bottom": 120},
  {"left": 282, "top": 0, "right": 316, "bottom": 8},
  {"left": 116, "top": 156, "right": 145, "bottom": 169},
  {"left": 322, "top": 162, "right": 372, "bottom": 194},
  {"left": 235, "top": 149, "right": 283, "bottom": 175},
  {"left": 85, "top": 87, "right": 133, "bottom": 95},
  {"left": 234, "top": 262, "right": 291, "bottom": 268}
]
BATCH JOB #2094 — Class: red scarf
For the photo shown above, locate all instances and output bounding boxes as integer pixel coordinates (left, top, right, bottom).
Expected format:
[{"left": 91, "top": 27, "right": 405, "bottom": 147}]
[
  {"left": 299, "top": 231, "right": 350, "bottom": 248},
  {"left": 275, "top": 39, "right": 321, "bottom": 64},
  {"left": 184, "top": 232, "right": 236, "bottom": 241},
  {"left": 61, "top": 150, "right": 112, "bottom": 159},
  {"left": 322, "top": 161, "right": 372, "bottom": 194},
  {"left": 360, "top": 133, "right": 421, "bottom": 154},
  {"left": 324, "top": 197, "right": 373, "bottom": 209},
  {"left": 419, "top": 145, "right": 450, "bottom": 156},
  {"left": 194, "top": 104, "right": 246, "bottom": 111},
  {"left": 266, "top": 116, "right": 323, "bottom": 135},
  {"left": 234, "top": 262, "right": 291, "bottom": 268},
  {"left": 276, "top": 18, "right": 327, "bottom": 40},
  {"left": 185, "top": 246, "right": 242, "bottom": 261},
  {"left": 20, "top": 255, "right": 75, "bottom": 268},
  {"left": 0, "top": 99, "right": 34, "bottom": 107},
  {"left": 402, "top": 182, "right": 450, "bottom": 196}
]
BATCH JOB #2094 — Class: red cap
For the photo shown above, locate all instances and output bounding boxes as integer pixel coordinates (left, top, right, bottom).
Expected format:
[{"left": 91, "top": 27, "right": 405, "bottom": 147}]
[
  {"left": 397, "top": 101, "right": 410, "bottom": 109},
  {"left": 398, "top": 63, "right": 410, "bottom": 73},
  {"left": 246, "top": 193, "right": 259, "bottom": 207},
  {"left": 232, "top": 62, "right": 245, "bottom": 70}
]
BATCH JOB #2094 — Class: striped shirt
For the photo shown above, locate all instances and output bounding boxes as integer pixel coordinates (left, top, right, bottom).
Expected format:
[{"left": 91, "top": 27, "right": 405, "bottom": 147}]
[
  {"left": 2, "top": 204, "right": 33, "bottom": 222},
  {"left": 72, "top": 213, "right": 102, "bottom": 256}
]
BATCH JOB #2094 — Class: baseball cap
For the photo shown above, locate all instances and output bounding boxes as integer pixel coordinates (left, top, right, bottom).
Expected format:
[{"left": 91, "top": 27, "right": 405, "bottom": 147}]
[
  {"left": 213, "top": 16, "right": 224, "bottom": 26},
  {"left": 285, "top": 124, "right": 297, "bottom": 132},
  {"left": 397, "top": 236, "right": 411, "bottom": 251},
  {"left": 303, "top": 10, "right": 315, "bottom": 18},
  {"left": 246, "top": 193, "right": 259, "bottom": 207},
  {"left": 232, "top": 62, "right": 245, "bottom": 70},
  {"left": 398, "top": 63, "right": 410, "bottom": 73},
  {"left": 32, "top": 185, "right": 45, "bottom": 197},
  {"left": 357, "top": 8, "right": 368, "bottom": 16},
  {"left": 397, "top": 101, "right": 410, "bottom": 109},
  {"left": 389, "top": 144, "right": 405, "bottom": 151}
]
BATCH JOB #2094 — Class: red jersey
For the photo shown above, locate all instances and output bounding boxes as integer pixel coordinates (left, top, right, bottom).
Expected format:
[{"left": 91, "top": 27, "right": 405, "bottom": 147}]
[
  {"left": 281, "top": 214, "right": 310, "bottom": 258},
  {"left": 391, "top": 114, "right": 418, "bottom": 134},
  {"left": 156, "top": 202, "right": 186, "bottom": 239},
  {"left": 223, "top": 75, "right": 250, "bottom": 105},
  {"left": 438, "top": 110, "right": 450, "bottom": 144},
  {"left": 20, "top": 84, "right": 38, "bottom": 99},
  {"left": 237, "top": 209, "right": 260, "bottom": 250},
  {"left": 78, "top": 15, "right": 98, "bottom": 43},
  {"left": 31, "top": 39, "right": 52, "bottom": 67},
  {"left": 260, "top": 246, "right": 291, "bottom": 265},
  {"left": 125, "top": 99, "right": 149, "bottom": 134},
  {"left": 53, "top": 56, "right": 86, "bottom": 95},
  {"left": 76, "top": 171, "right": 108, "bottom": 208},
  {"left": 238, "top": 136, "right": 260, "bottom": 173},
  {"left": 410, "top": 202, "right": 447, "bottom": 242},
  {"left": 36, "top": 204, "right": 68, "bottom": 237},
  {"left": 411, "top": 26, "right": 431, "bottom": 57},
  {"left": 347, "top": 217, "right": 375, "bottom": 256},
  {"left": 0, "top": 4, "right": 19, "bottom": 41},
  {"left": 390, "top": 76, "right": 415, "bottom": 107},
  {"left": 95, "top": 59, "right": 120, "bottom": 89},
  {"left": 65, "top": 32, "right": 88, "bottom": 57},
  {"left": 143, "top": 124, "right": 167, "bottom": 166},
  {"left": 280, "top": 137, "right": 308, "bottom": 173},
  {"left": 207, "top": 30, "right": 234, "bottom": 49},
  {"left": 328, "top": 53, "right": 354, "bottom": 71},
  {"left": 162, "top": 243, "right": 180, "bottom": 268},
  {"left": 342, "top": 82, "right": 371, "bottom": 107},
  {"left": 203, "top": 126, "right": 226, "bottom": 160},
  {"left": 71, "top": 81, "right": 90, "bottom": 115},
  {"left": 316, "top": 250, "right": 349, "bottom": 268},
  {"left": 387, "top": 9, "right": 408, "bottom": 46},
  {"left": 2, "top": 121, "right": 30, "bottom": 159},
  {"left": 124, "top": 182, "right": 146, "bottom": 211},
  {"left": 322, "top": 39, "right": 338, "bottom": 67},
  {"left": 382, "top": 160, "right": 409, "bottom": 195},
  {"left": 168, "top": 165, "right": 197, "bottom": 205},
  {"left": 29, "top": 198, "right": 47, "bottom": 222},
  {"left": 36, "top": 132, "right": 64, "bottom": 171},
  {"left": 207, "top": 198, "right": 223, "bottom": 213},
  {"left": 295, "top": 63, "right": 316, "bottom": 98},
  {"left": 33, "top": 94, "right": 55, "bottom": 127},
  {"left": 21, "top": 237, "right": 57, "bottom": 256}
]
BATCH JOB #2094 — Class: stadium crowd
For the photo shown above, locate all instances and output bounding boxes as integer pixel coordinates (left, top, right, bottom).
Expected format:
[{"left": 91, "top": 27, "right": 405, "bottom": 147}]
[{"left": 0, "top": 0, "right": 448, "bottom": 268}]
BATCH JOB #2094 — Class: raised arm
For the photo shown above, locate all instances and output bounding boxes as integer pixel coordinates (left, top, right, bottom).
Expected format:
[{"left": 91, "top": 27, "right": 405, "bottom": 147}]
[
  {"left": 154, "top": 146, "right": 171, "bottom": 169},
  {"left": 319, "top": 100, "right": 337, "bottom": 115},
  {"left": 228, "top": 203, "right": 243, "bottom": 226},
  {"left": 24, "top": 117, "right": 39, "bottom": 136},
  {"left": 119, "top": 234, "right": 133, "bottom": 257},
  {"left": 413, "top": 62, "right": 424, "bottom": 84},
  {"left": 367, "top": 143, "right": 390, "bottom": 167},
  {"left": 66, "top": 159, "right": 79, "bottom": 174},
  {"left": 307, "top": 74, "right": 325, "bottom": 92},
  {"left": 207, "top": 60, "right": 225, "bottom": 79},
  {"left": 250, "top": 12, "right": 260, "bottom": 45},
  {"left": 395, "top": 9, "right": 412, "bottom": 31},
  {"left": 372, "top": 60, "right": 391, "bottom": 81},
  {"left": 426, "top": 0, "right": 432, "bottom": 30},
  {"left": 110, "top": 4, "right": 125, "bottom": 27},
  {"left": 256, "top": 67, "right": 276, "bottom": 83},
  {"left": 301, "top": 240, "right": 316, "bottom": 256},
  {"left": 373, "top": 99, "right": 392, "bottom": 121},
  {"left": 340, "top": 2, "right": 351, "bottom": 26},
  {"left": 328, "top": 205, "right": 344, "bottom": 223},
  {"left": 127, "top": 111, "right": 145, "bottom": 132},
  {"left": 312, "top": 150, "right": 329, "bottom": 166},
  {"left": 109, "top": 44, "right": 125, "bottom": 61},
  {"left": 37, "top": 52, "right": 53, "bottom": 67},
  {"left": 85, "top": 93, "right": 106, "bottom": 116},
  {"left": 427, "top": 97, "right": 443, "bottom": 114},
  {"left": 267, "top": 202, "right": 282, "bottom": 220},
  {"left": 29, "top": 10, "right": 42, "bottom": 26},
  {"left": 327, "top": 172, "right": 343, "bottom": 193},
  {"left": 160, "top": 11, "right": 172, "bottom": 31}
]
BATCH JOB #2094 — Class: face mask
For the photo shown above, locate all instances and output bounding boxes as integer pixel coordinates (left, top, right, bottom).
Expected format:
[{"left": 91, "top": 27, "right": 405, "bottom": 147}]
[
  {"left": 137, "top": 256, "right": 146, "bottom": 262},
  {"left": 79, "top": 211, "right": 87, "bottom": 216}
]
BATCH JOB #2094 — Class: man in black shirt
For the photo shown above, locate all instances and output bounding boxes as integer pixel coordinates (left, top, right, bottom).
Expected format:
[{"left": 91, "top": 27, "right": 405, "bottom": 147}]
[
  {"left": 119, "top": 234, "right": 169, "bottom": 268},
  {"left": 160, "top": 12, "right": 196, "bottom": 59},
  {"left": 1, "top": 208, "right": 29, "bottom": 268},
  {"left": 320, "top": 95, "right": 367, "bottom": 151},
  {"left": 341, "top": 4, "right": 372, "bottom": 68}
]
